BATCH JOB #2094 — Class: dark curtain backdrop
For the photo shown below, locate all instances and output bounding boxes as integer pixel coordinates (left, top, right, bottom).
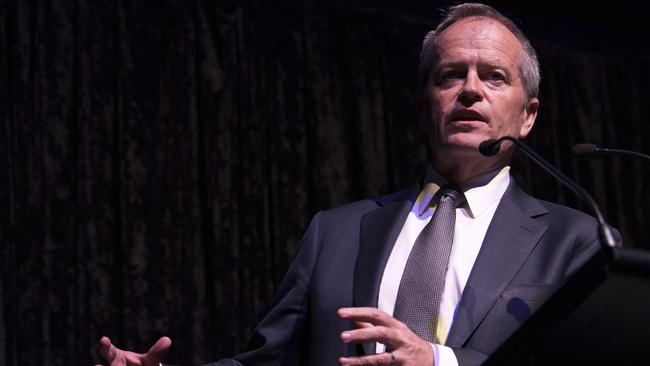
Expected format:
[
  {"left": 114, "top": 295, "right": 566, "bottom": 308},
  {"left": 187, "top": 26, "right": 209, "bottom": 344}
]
[{"left": 1, "top": 1, "right": 648, "bottom": 365}]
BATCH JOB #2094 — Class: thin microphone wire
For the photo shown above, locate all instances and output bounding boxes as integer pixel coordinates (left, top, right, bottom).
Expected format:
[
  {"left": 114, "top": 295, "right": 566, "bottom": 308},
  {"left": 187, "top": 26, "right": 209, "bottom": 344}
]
[{"left": 572, "top": 143, "right": 650, "bottom": 162}]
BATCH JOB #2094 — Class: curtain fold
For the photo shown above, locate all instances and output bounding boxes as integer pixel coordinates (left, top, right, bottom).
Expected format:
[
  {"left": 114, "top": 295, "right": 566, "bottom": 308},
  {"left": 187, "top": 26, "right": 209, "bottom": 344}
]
[{"left": 1, "top": 1, "right": 648, "bottom": 365}]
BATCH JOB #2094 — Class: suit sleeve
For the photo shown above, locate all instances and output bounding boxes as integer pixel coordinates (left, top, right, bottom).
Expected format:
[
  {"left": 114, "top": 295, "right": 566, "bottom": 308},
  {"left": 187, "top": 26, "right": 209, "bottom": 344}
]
[{"left": 204, "top": 212, "right": 324, "bottom": 366}]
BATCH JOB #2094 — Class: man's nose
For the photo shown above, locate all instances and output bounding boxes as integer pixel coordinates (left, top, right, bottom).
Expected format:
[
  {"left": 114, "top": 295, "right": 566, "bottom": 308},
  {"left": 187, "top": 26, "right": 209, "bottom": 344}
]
[{"left": 458, "top": 73, "right": 483, "bottom": 105}]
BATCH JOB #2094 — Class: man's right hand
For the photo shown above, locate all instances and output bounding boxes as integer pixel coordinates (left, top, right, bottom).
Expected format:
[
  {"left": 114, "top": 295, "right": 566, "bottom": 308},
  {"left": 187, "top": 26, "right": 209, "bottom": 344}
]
[{"left": 95, "top": 336, "right": 172, "bottom": 366}]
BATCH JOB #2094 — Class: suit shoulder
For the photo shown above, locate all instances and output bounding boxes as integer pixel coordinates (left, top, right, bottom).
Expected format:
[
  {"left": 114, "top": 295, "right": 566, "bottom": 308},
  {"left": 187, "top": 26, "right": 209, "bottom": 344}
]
[
  {"left": 507, "top": 180, "right": 600, "bottom": 243},
  {"left": 532, "top": 199, "right": 605, "bottom": 249},
  {"left": 315, "top": 185, "right": 416, "bottom": 223},
  {"left": 536, "top": 199, "right": 598, "bottom": 227}
]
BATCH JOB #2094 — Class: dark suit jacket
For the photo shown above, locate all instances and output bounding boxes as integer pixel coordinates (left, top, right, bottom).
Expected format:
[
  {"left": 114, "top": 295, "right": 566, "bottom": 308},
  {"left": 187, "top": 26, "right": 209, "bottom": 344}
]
[{"left": 211, "top": 180, "right": 600, "bottom": 366}]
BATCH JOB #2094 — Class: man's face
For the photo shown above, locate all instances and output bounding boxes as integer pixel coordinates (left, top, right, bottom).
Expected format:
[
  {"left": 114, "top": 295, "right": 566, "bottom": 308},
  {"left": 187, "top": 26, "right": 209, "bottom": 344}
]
[{"left": 422, "top": 17, "right": 538, "bottom": 163}]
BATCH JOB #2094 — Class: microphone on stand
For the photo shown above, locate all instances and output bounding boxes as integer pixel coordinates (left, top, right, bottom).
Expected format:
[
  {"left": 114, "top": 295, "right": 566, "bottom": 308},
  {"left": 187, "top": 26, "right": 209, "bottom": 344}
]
[
  {"left": 572, "top": 143, "right": 650, "bottom": 162},
  {"left": 479, "top": 137, "right": 620, "bottom": 249}
]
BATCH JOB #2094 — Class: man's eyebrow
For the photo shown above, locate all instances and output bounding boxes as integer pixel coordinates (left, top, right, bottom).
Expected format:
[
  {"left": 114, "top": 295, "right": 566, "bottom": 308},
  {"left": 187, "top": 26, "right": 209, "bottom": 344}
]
[{"left": 434, "top": 61, "right": 467, "bottom": 71}]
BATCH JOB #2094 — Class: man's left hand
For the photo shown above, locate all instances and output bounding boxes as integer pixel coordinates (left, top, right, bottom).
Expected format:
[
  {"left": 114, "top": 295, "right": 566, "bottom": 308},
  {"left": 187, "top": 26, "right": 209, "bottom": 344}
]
[{"left": 337, "top": 307, "right": 435, "bottom": 366}]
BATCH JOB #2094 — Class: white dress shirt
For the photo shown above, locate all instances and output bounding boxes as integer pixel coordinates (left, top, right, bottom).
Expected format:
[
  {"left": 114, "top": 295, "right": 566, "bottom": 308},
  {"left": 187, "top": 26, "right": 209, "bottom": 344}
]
[{"left": 376, "top": 166, "right": 511, "bottom": 366}]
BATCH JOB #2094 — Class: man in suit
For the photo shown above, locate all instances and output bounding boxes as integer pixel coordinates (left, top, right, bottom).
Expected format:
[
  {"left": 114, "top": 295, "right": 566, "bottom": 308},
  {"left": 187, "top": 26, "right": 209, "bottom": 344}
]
[{"left": 97, "top": 3, "right": 600, "bottom": 365}]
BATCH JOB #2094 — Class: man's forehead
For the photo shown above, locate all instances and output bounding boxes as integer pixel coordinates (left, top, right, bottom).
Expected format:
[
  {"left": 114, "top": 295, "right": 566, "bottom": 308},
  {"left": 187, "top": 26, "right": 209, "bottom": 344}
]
[
  {"left": 436, "top": 54, "right": 515, "bottom": 70},
  {"left": 436, "top": 16, "right": 522, "bottom": 50},
  {"left": 434, "top": 16, "right": 523, "bottom": 66}
]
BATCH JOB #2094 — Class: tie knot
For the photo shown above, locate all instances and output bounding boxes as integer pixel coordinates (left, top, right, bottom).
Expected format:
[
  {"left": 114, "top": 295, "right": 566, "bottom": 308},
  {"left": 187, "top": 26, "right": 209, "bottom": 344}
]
[{"left": 437, "top": 186, "right": 465, "bottom": 208}]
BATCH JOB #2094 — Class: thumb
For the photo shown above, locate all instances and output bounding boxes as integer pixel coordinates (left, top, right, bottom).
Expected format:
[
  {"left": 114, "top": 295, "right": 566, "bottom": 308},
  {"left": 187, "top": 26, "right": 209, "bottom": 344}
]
[
  {"left": 97, "top": 336, "right": 119, "bottom": 361},
  {"left": 142, "top": 336, "right": 172, "bottom": 365}
]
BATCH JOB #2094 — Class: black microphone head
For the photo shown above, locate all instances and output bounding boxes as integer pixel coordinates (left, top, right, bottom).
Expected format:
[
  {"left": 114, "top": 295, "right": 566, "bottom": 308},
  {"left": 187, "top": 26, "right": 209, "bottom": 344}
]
[
  {"left": 572, "top": 143, "right": 598, "bottom": 156},
  {"left": 479, "top": 139, "right": 501, "bottom": 157}
]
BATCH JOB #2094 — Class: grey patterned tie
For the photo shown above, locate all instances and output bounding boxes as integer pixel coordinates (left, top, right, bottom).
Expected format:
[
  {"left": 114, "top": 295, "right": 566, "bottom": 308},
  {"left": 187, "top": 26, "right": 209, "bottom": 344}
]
[{"left": 393, "top": 186, "right": 465, "bottom": 343}]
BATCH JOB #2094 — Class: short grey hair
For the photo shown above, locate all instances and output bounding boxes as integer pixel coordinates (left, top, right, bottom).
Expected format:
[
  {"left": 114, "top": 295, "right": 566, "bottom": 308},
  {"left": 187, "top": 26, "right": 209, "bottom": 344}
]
[{"left": 418, "top": 3, "right": 540, "bottom": 103}]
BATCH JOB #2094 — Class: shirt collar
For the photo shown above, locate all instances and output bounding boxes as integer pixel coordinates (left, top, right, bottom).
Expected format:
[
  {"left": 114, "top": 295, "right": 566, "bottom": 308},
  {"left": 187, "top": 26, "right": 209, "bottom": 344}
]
[{"left": 415, "top": 165, "right": 511, "bottom": 218}]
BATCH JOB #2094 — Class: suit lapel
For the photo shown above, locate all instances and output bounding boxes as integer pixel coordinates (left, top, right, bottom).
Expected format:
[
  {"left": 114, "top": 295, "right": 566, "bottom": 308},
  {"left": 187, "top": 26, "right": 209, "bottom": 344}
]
[
  {"left": 353, "top": 185, "right": 417, "bottom": 355},
  {"left": 446, "top": 181, "right": 549, "bottom": 348}
]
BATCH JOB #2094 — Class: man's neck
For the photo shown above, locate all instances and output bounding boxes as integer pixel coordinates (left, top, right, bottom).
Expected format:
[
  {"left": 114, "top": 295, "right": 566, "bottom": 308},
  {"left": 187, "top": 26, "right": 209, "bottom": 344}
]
[{"left": 431, "top": 155, "right": 509, "bottom": 186}]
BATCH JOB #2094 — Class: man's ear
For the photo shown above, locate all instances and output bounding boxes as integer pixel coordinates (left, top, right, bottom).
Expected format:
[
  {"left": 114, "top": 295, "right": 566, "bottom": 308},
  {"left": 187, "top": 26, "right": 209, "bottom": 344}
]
[{"left": 519, "top": 97, "right": 539, "bottom": 138}]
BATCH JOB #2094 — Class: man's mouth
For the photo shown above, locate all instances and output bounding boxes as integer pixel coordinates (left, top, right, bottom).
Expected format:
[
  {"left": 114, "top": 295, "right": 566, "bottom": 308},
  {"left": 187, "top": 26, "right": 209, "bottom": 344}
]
[{"left": 449, "top": 109, "right": 487, "bottom": 123}]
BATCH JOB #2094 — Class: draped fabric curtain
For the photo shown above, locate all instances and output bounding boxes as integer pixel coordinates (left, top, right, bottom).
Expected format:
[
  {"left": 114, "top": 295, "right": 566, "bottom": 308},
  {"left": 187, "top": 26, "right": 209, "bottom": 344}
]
[{"left": 1, "top": 1, "right": 648, "bottom": 365}]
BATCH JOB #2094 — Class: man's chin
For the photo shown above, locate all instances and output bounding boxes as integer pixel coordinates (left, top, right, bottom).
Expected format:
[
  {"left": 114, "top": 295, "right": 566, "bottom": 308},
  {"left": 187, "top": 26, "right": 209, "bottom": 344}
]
[
  {"left": 444, "top": 131, "right": 490, "bottom": 146},
  {"left": 441, "top": 138, "right": 484, "bottom": 154},
  {"left": 432, "top": 143, "right": 484, "bottom": 162}
]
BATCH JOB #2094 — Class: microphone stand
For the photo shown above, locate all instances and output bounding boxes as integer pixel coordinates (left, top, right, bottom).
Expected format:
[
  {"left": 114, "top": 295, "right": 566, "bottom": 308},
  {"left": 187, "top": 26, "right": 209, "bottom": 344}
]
[{"left": 480, "top": 137, "right": 620, "bottom": 249}]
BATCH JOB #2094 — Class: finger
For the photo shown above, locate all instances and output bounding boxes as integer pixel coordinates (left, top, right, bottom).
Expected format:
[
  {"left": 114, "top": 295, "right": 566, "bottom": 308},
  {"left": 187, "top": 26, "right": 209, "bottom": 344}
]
[
  {"left": 123, "top": 351, "right": 147, "bottom": 365},
  {"left": 341, "top": 326, "right": 399, "bottom": 348},
  {"left": 354, "top": 321, "right": 374, "bottom": 329},
  {"left": 142, "top": 336, "right": 172, "bottom": 365},
  {"left": 338, "top": 308, "right": 399, "bottom": 327},
  {"left": 97, "top": 336, "right": 119, "bottom": 361},
  {"left": 339, "top": 352, "right": 394, "bottom": 365}
]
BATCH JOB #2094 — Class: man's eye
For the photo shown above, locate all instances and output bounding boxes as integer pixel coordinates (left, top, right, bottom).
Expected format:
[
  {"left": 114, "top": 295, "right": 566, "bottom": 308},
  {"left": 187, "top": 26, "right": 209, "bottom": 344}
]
[
  {"left": 440, "top": 70, "right": 462, "bottom": 79},
  {"left": 487, "top": 72, "right": 506, "bottom": 81}
]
